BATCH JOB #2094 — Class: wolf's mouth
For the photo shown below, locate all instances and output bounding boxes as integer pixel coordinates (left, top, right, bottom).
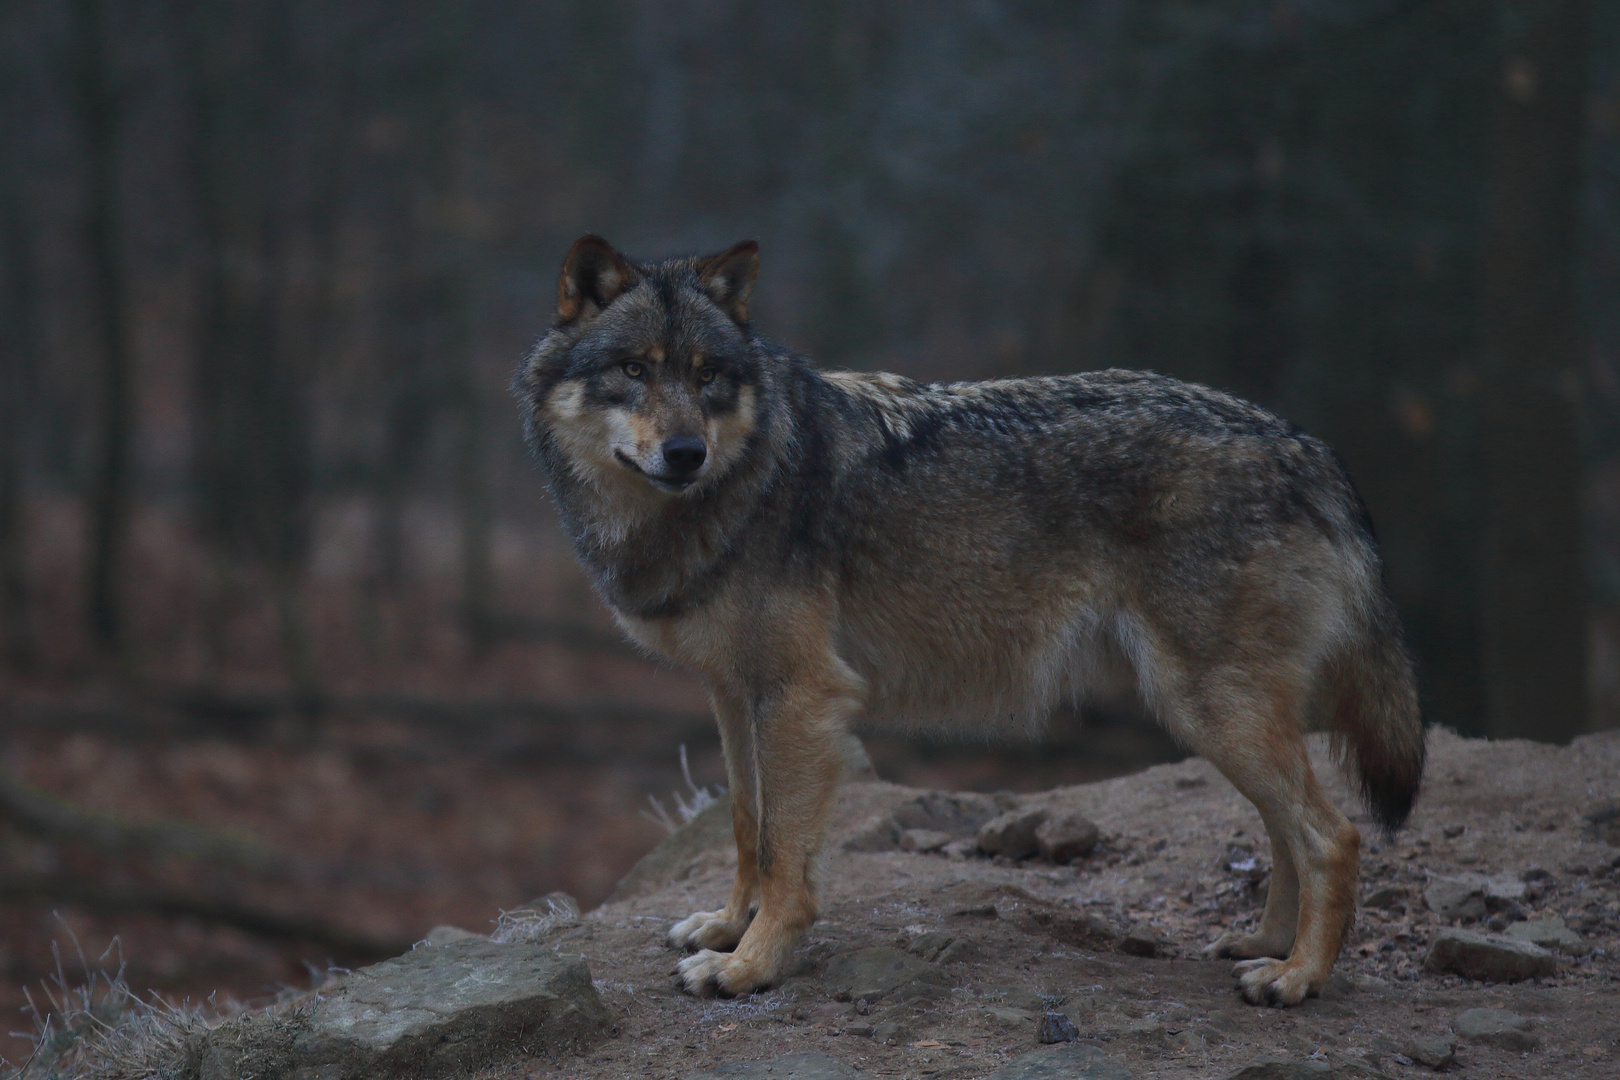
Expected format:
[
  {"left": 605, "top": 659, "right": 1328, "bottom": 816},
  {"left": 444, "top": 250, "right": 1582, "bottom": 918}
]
[{"left": 614, "top": 449, "right": 697, "bottom": 492}]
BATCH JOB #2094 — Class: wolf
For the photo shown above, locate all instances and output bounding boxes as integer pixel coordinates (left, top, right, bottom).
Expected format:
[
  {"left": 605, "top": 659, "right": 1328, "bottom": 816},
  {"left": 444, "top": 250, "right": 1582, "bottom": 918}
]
[{"left": 517, "top": 235, "right": 1425, "bottom": 1007}]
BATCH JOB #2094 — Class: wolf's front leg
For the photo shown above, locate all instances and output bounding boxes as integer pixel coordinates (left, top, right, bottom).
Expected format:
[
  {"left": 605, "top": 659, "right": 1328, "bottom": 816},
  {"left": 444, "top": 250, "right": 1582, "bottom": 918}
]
[
  {"left": 669, "top": 693, "right": 760, "bottom": 953},
  {"left": 676, "top": 657, "right": 859, "bottom": 997}
]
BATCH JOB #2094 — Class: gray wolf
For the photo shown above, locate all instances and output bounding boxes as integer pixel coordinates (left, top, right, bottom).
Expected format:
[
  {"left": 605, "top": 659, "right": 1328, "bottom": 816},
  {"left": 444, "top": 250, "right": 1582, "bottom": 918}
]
[{"left": 516, "top": 235, "right": 1425, "bottom": 1007}]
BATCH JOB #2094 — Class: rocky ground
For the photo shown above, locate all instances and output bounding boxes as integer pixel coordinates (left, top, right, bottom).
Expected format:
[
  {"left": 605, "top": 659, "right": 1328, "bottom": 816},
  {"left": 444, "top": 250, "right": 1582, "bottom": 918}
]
[{"left": 28, "top": 728, "right": 1620, "bottom": 1079}]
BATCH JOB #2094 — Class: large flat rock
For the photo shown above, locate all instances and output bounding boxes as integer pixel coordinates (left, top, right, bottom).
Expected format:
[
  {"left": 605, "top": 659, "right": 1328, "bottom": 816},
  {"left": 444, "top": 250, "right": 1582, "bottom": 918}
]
[{"left": 199, "top": 940, "right": 610, "bottom": 1079}]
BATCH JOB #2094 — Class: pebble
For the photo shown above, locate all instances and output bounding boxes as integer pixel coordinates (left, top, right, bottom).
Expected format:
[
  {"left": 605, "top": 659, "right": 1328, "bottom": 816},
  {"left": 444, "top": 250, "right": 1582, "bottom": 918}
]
[
  {"left": 1403, "top": 1034, "right": 1456, "bottom": 1069},
  {"left": 1452, "top": 1007, "right": 1538, "bottom": 1051},
  {"left": 1421, "top": 873, "right": 1525, "bottom": 920},
  {"left": 1119, "top": 927, "right": 1170, "bottom": 957},
  {"left": 1037, "top": 1011, "right": 1080, "bottom": 1043},
  {"left": 1422, "top": 928, "right": 1557, "bottom": 982},
  {"left": 898, "top": 828, "right": 951, "bottom": 853},
  {"left": 1035, "top": 812, "right": 1101, "bottom": 863},
  {"left": 1361, "top": 886, "right": 1407, "bottom": 911},
  {"left": 902, "top": 930, "right": 954, "bottom": 961},
  {"left": 978, "top": 808, "right": 1051, "bottom": 859},
  {"left": 1504, "top": 915, "right": 1589, "bottom": 955}
]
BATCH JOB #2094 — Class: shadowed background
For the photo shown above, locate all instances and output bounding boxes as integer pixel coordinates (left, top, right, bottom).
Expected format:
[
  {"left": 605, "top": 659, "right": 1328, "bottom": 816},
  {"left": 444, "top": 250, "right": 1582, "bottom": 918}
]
[{"left": 0, "top": 0, "right": 1617, "bottom": 1060}]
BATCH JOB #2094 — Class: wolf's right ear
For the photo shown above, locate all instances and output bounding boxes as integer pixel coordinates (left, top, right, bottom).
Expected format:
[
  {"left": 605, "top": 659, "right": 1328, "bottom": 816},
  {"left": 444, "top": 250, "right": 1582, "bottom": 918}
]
[{"left": 556, "top": 235, "right": 640, "bottom": 324}]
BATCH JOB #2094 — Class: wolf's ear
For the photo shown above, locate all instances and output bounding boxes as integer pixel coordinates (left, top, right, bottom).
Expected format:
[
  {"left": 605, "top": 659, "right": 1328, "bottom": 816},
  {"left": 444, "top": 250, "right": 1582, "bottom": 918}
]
[
  {"left": 556, "top": 235, "right": 639, "bottom": 324},
  {"left": 696, "top": 240, "right": 760, "bottom": 323}
]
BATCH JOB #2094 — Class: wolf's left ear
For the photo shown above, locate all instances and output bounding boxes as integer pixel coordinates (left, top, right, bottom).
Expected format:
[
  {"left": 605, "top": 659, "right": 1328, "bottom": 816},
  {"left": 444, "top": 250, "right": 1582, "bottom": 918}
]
[
  {"left": 696, "top": 240, "right": 760, "bottom": 323},
  {"left": 557, "top": 235, "right": 640, "bottom": 324}
]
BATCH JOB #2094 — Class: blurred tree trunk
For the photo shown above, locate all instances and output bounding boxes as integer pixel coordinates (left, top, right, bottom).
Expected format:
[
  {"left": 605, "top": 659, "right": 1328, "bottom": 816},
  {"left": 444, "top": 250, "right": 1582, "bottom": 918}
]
[
  {"left": 0, "top": 176, "right": 36, "bottom": 673},
  {"left": 1477, "top": 0, "right": 1594, "bottom": 741},
  {"left": 72, "top": 0, "right": 131, "bottom": 662},
  {"left": 428, "top": 3, "right": 494, "bottom": 655},
  {"left": 184, "top": 0, "right": 316, "bottom": 707}
]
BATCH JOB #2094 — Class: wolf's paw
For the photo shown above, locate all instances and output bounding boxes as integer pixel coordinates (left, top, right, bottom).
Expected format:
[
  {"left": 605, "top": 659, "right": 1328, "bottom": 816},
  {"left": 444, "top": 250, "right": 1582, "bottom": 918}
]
[
  {"left": 668, "top": 910, "right": 749, "bottom": 953},
  {"left": 1206, "top": 929, "right": 1292, "bottom": 961},
  {"left": 1233, "top": 957, "right": 1317, "bottom": 1007},
  {"left": 675, "top": 949, "right": 774, "bottom": 998}
]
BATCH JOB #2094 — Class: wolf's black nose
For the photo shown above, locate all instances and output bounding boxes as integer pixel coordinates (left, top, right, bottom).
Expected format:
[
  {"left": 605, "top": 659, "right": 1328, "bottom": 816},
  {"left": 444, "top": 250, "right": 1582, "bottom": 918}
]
[{"left": 662, "top": 435, "right": 707, "bottom": 474}]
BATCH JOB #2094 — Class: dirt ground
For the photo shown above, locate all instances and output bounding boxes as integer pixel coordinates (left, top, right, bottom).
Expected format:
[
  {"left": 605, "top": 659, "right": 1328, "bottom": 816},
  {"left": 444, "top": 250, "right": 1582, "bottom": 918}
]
[
  {"left": 484, "top": 728, "right": 1620, "bottom": 1080},
  {"left": 0, "top": 695, "right": 1179, "bottom": 1068}
]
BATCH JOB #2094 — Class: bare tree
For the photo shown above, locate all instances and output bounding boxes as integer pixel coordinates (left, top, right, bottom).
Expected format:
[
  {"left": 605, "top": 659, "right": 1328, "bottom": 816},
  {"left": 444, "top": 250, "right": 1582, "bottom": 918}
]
[
  {"left": 71, "top": 0, "right": 132, "bottom": 661},
  {"left": 0, "top": 166, "right": 37, "bottom": 673},
  {"left": 1477, "top": 0, "right": 1595, "bottom": 741}
]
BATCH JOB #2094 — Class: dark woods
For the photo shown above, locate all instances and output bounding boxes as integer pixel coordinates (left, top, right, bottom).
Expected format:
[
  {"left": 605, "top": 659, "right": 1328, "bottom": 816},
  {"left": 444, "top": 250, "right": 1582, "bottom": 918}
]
[{"left": 1, "top": 0, "right": 1618, "bottom": 740}]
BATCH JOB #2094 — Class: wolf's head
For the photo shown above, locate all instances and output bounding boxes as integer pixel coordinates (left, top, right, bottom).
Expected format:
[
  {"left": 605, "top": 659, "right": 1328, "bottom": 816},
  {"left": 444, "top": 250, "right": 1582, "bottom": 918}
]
[{"left": 520, "top": 236, "right": 766, "bottom": 500}]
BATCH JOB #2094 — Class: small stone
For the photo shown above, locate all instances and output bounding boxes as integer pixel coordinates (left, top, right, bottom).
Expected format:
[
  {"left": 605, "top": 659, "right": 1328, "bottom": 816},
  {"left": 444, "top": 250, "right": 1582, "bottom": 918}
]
[
  {"left": 1362, "top": 886, "right": 1408, "bottom": 911},
  {"left": 1452, "top": 1007, "right": 1538, "bottom": 1051},
  {"left": 1404, "top": 1035, "right": 1456, "bottom": 1069},
  {"left": 979, "top": 1043, "right": 1134, "bottom": 1080},
  {"left": 871, "top": 1020, "right": 906, "bottom": 1045},
  {"left": 1423, "top": 875, "right": 1487, "bottom": 920},
  {"left": 1119, "top": 927, "right": 1169, "bottom": 957},
  {"left": 685, "top": 1052, "right": 873, "bottom": 1079},
  {"left": 1521, "top": 867, "right": 1554, "bottom": 883},
  {"left": 842, "top": 813, "right": 902, "bottom": 853},
  {"left": 903, "top": 931, "right": 954, "bottom": 961},
  {"left": 420, "top": 924, "right": 483, "bottom": 946},
  {"left": 1036, "top": 812, "right": 1101, "bottom": 863},
  {"left": 942, "top": 838, "right": 976, "bottom": 861},
  {"left": 978, "top": 808, "right": 1051, "bottom": 859},
  {"left": 1037, "top": 1011, "right": 1080, "bottom": 1044},
  {"left": 1585, "top": 802, "right": 1620, "bottom": 845},
  {"left": 899, "top": 828, "right": 952, "bottom": 853},
  {"left": 1422, "top": 928, "right": 1557, "bottom": 982},
  {"left": 935, "top": 938, "right": 980, "bottom": 964},
  {"left": 1483, "top": 876, "right": 1526, "bottom": 912},
  {"left": 1505, "top": 916, "right": 1589, "bottom": 956}
]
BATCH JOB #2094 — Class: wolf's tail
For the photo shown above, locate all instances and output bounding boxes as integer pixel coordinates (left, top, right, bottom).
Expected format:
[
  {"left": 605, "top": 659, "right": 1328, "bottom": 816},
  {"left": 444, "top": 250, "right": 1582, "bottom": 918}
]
[{"left": 1326, "top": 586, "right": 1425, "bottom": 832}]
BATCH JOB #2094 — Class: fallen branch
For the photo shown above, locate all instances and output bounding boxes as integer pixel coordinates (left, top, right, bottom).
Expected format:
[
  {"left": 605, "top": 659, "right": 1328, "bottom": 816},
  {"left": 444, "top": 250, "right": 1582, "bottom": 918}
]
[
  {"left": 0, "top": 769, "right": 279, "bottom": 872},
  {"left": 0, "top": 873, "right": 413, "bottom": 958}
]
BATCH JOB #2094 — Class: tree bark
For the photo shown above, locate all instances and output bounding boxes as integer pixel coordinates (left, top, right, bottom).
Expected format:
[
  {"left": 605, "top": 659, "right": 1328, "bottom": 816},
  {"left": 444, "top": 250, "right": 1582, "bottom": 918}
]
[
  {"left": 1477, "top": 0, "right": 1595, "bottom": 741},
  {"left": 72, "top": 0, "right": 132, "bottom": 660},
  {"left": 0, "top": 174, "right": 36, "bottom": 673}
]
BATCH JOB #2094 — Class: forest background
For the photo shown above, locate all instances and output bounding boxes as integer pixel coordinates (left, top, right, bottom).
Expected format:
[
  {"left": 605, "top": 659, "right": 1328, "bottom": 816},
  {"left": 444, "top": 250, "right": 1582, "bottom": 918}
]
[{"left": 0, "top": 0, "right": 1617, "bottom": 1061}]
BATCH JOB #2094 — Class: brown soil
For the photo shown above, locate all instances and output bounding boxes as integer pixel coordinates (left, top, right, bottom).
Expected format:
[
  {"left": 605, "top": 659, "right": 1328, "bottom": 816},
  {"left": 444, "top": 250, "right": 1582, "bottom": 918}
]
[{"left": 489, "top": 729, "right": 1620, "bottom": 1080}]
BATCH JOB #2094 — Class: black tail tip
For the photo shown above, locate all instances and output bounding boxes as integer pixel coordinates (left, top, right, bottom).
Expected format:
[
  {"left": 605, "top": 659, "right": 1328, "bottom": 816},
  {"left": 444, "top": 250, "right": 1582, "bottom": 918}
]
[{"left": 1366, "top": 774, "right": 1419, "bottom": 833}]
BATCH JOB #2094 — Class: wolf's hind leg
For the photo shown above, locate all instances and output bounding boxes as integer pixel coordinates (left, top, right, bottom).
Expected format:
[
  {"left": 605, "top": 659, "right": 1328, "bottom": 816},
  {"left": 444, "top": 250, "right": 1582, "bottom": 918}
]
[
  {"left": 1180, "top": 674, "right": 1359, "bottom": 1007},
  {"left": 671, "top": 694, "right": 760, "bottom": 953}
]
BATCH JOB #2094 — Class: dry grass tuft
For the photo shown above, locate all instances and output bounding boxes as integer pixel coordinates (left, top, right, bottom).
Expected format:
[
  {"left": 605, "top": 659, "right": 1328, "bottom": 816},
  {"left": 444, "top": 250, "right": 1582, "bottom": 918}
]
[
  {"left": 5, "top": 924, "right": 215, "bottom": 1080},
  {"left": 640, "top": 744, "right": 723, "bottom": 835}
]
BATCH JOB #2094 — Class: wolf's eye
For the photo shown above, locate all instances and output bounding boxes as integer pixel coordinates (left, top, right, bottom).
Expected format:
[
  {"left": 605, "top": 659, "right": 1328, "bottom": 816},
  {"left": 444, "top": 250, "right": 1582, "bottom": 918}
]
[
  {"left": 622, "top": 361, "right": 644, "bottom": 379},
  {"left": 698, "top": 366, "right": 716, "bottom": 384}
]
